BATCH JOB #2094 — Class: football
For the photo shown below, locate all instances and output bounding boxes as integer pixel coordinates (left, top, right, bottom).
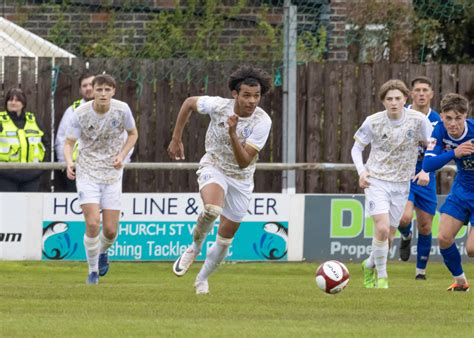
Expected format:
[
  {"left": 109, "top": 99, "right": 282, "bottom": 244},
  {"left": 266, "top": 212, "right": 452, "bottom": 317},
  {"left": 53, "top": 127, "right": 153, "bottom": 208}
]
[{"left": 315, "top": 260, "right": 350, "bottom": 294}]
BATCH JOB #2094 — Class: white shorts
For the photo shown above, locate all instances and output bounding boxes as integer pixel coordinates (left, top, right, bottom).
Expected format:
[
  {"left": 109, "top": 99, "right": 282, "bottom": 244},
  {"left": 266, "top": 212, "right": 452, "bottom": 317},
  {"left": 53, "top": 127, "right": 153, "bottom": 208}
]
[
  {"left": 364, "top": 177, "right": 410, "bottom": 227},
  {"left": 76, "top": 178, "right": 122, "bottom": 210},
  {"left": 197, "top": 166, "right": 253, "bottom": 223}
]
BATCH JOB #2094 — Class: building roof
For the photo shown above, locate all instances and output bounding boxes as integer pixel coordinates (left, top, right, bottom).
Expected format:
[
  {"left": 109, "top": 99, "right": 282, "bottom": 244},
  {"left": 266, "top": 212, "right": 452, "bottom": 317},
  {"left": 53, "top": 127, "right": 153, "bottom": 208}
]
[{"left": 0, "top": 17, "right": 75, "bottom": 58}]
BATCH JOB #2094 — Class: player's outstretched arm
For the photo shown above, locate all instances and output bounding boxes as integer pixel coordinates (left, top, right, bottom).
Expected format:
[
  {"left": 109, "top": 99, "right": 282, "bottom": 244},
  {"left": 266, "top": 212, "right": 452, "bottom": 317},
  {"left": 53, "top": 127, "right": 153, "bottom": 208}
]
[{"left": 167, "top": 97, "right": 199, "bottom": 160}]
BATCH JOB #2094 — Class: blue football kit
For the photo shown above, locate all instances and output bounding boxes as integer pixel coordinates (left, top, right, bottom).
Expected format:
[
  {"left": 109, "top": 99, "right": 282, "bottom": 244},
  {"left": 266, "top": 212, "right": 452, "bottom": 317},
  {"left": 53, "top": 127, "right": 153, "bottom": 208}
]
[
  {"left": 423, "top": 119, "right": 474, "bottom": 280},
  {"left": 424, "top": 119, "right": 474, "bottom": 225},
  {"left": 408, "top": 107, "right": 441, "bottom": 215}
]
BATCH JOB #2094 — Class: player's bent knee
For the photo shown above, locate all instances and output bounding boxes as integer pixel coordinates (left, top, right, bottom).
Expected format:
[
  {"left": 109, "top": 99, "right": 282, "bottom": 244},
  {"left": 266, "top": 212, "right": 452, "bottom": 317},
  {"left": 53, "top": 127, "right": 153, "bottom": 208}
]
[
  {"left": 216, "top": 234, "right": 233, "bottom": 247},
  {"left": 202, "top": 204, "right": 222, "bottom": 223},
  {"left": 437, "top": 233, "right": 454, "bottom": 248}
]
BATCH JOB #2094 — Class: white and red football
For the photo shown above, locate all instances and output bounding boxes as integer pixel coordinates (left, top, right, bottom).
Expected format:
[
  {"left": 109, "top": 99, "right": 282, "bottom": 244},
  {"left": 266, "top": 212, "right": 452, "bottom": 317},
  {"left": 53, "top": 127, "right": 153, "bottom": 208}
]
[{"left": 315, "top": 260, "right": 350, "bottom": 294}]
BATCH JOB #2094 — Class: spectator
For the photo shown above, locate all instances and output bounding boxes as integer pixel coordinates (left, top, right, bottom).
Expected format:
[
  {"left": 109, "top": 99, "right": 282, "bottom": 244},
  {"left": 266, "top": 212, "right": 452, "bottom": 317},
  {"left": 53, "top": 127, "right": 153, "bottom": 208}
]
[{"left": 0, "top": 88, "right": 50, "bottom": 191}]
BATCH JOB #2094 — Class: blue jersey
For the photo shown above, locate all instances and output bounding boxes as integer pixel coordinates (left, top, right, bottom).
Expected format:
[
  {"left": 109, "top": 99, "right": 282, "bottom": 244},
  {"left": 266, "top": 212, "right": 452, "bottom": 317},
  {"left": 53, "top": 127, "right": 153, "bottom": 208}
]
[
  {"left": 408, "top": 106, "right": 442, "bottom": 176},
  {"left": 424, "top": 119, "right": 474, "bottom": 191}
]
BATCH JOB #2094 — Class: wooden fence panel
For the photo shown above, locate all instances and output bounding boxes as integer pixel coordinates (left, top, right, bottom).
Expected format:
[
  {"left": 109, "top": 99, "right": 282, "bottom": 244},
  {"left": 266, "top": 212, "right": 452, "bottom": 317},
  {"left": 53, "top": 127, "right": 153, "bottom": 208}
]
[
  {"left": 322, "top": 62, "right": 341, "bottom": 192},
  {"left": 458, "top": 65, "right": 474, "bottom": 107},
  {"left": 267, "top": 84, "right": 283, "bottom": 192},
  {"left": 136, "top": 59, "right": 155, "bottom": 192},
  {"left": 4, "top": 58, "right": 474, "bottom": 193},
  {"left": 373, "top": 62, "right": 390, "bottom": 112},
  {"left": 4, "top": 57, "right": 19, "bottom": 92},
  {"left": 390, "top": 63, "right": 409, "bottom": 85},
  {"left": 154, "top": 60, "right": 174, "bottom": 193},
  {"left": 425, "top": 63, "right": 441, "bottom": 112},
  {"left": 296, "top": 64, "right": 307, "bottom": 192},
  {"left": 20, "top": 58, "right": 37, "bottom": 114},
  {"left": 339, "top": 63, "right": 357, "bottom": 193},
  {"left": 305, "top": 63, "right": 324, "bottom": 193}
]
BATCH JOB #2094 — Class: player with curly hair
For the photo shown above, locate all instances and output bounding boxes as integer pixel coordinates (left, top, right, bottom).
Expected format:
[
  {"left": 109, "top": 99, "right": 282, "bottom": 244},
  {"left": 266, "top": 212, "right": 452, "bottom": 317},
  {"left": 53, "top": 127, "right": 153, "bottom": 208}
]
[{"left": 167, "top": 65, "right": 272, "bottom": 294}]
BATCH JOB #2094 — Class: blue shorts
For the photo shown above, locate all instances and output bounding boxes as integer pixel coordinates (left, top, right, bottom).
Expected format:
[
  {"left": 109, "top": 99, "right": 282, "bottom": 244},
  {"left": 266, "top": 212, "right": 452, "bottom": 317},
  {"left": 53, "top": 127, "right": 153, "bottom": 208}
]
[
  {"left": 408, "top": 178, "right": 437, "bottom": 215},
  {"left": 439, "top": 180, "right": 473, "bottom": 225}
]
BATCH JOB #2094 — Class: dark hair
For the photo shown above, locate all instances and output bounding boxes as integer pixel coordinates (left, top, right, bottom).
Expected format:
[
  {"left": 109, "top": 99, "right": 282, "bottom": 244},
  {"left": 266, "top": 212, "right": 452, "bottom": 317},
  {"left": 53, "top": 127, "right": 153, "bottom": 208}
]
[
  {"left": 92, "top": 74, "right": 116, "bottom": 88},
  {"left": 411, "top": 76, "right": 432, "bottom": 88},
  {"left": 228, "top": 65, "right": 272, "bottom": 95},
  {"left": 378, "top": 79, "right": 410, "bottom": 101},
  {"left": 5, "top": 88, "right": 27, "bottom": 113},
  {"left": 78, "top": 72, "right": 95, "bottom": 86},
  {"left": 440, "top": 93, "right": 469, "bottom": 115}
]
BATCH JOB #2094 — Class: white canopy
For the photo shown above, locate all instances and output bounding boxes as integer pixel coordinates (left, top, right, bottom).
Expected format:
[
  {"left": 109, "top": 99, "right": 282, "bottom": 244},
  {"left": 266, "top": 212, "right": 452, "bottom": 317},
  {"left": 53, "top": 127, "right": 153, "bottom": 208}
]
[{"left": 0, "top": 17, "right": 75, "bottom": 58}]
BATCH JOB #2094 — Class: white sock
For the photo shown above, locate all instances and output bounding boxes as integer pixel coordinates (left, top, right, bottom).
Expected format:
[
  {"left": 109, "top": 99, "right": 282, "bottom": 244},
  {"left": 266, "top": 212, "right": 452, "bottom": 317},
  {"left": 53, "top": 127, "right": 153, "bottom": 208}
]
[
  {"left": 366, "top": 240, "right": 376, "bottom": 268},
  {"left": 84, "top": 234, "right": 100, "bottom": 274},
  {"left": 453, "top": 273, "right": 467, "bottom": 284},
  {"left": 416, "top": 268, "right": 426, "bottom": 276},
  {"left": 99, "top": 231, "right": 116, "bottom": 254},
  {"left": 196, "top": 235, "right": 233, "bottom": 282},
  {"left": 372, "top": 238, "right": 389, "bottom": 278}
]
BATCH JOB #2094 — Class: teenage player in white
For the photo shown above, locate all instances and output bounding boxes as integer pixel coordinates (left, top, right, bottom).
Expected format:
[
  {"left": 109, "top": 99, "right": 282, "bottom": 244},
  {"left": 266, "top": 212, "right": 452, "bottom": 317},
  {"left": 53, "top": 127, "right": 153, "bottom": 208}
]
[
  {"left": 167, "top": 65, "right": 272, "bottom": 294},
  {"left": 64, "top": 74, "right": 138, "bottom": 285},
  {"left": 351, "top": 79, "right": 433, "bottom": 289}
]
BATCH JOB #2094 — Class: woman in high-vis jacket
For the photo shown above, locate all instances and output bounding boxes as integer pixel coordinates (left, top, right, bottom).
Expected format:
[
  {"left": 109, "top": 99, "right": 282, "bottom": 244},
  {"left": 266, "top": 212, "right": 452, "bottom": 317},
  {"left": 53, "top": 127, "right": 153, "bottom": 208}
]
[{"left": 0, "top": 88, "right": 50, "bottom": 191}]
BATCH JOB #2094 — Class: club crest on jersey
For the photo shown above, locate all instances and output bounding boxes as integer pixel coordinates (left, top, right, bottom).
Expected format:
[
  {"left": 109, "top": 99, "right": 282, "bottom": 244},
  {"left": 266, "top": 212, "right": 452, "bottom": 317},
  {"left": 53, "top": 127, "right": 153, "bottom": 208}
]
[
  {"left": 406, "top": 129, "right": 415, "bottom": 139},
  {"left": 199, "top": 174, "right": 211, "bottom": 183},
  {"left": 368, "top": 200, "right": 375, "bottom": 211},
  {"left": 110, "top": 119, "right": 120, "bottom": 128},
  {"left": 241, "top": 127, "right": 251, "bottom": 138}
]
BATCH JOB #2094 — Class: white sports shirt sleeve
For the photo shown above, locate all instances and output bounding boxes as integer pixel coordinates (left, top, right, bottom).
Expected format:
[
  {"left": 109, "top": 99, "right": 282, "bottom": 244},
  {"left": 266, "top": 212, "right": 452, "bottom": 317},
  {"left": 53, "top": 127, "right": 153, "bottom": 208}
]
[
  {"left": 65, "top": 112, "right": 81, "bottom": 141},
  {"left": 245, "top": 119, "right": 271, "bottom": 151},
  {"left": 196, "top": 95, "right": 226, "bottom": 115},
  {"left": 419, "top": 115, "right": 434, "bottom": 144},
  {"left": 354, "top": 118, "right": 373, "bottom": 146},
  {"left": 55, "top": 105, "right": 74, "bottom": 162}
]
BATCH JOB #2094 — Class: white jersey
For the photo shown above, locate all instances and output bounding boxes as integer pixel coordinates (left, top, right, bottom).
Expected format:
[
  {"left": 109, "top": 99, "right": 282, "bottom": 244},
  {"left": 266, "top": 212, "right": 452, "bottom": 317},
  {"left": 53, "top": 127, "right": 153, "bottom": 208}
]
[
  {"left": 197, "top": 96, "right": 272, "bottom": 181},
  {"left": 66, "top": 99, "right": 136, "bottom": 184},
  {"left": 354, "top": 108, "right": 433, "bottom": 182},
  {"left": 56, "top": 99, "right": 133, "bottom": 163}
]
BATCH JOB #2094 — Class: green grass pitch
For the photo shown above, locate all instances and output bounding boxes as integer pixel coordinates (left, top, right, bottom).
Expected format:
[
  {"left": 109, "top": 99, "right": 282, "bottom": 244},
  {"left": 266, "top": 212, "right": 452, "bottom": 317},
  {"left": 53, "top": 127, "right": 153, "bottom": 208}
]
[{"left": 0, "top": 261, "right": 472, "bottom": 337}]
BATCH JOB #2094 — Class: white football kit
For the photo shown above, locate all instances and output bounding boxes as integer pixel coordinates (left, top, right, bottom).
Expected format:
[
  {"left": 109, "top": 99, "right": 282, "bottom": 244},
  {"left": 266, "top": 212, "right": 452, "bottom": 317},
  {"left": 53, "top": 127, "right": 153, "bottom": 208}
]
[
  {"left": 66, "top": 99, "right": 136, "bottom": 209},
  {"left": 354, "top": 108, "right": 433, "bottom": 225},
  {"left": 196, "top": 96, "right": 272, "bottom": 222}
]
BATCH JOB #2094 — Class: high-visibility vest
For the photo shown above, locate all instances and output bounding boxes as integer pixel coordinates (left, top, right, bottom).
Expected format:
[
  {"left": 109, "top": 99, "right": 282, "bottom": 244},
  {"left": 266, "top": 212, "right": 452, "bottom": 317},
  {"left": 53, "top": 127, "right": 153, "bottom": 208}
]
[
  {"left": 71, "top": 99, "right": 82, "bottom": 162},
  {"left": 0, "top": 111, "right": 45, "bottom": 163}
]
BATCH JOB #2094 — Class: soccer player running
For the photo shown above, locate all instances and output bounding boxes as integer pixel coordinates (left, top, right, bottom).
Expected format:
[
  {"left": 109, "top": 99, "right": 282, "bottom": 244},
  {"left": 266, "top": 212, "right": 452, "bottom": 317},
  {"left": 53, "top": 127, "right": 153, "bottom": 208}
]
[
  {"left": 397, "top": 76, "right": 441, "bottom": 280},
  {"left": 64, "top": 74, "right": 138, "bottom": 284},
  {"left": 167, "top": 65, "right": 272, "bottom": 294},
  {"left": 423, "top": 93, "right": 474, "bottom": 292},
  {"left": 351, "top": 79, "right": 433, "bottom": 289}
]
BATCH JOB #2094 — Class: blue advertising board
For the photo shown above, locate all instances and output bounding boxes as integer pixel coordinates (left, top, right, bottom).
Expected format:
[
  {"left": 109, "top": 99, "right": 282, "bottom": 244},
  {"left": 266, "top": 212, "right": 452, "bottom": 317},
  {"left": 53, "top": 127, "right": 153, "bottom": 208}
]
[{"left": 42, "top": 193, "right": 289, "bottom": 262}]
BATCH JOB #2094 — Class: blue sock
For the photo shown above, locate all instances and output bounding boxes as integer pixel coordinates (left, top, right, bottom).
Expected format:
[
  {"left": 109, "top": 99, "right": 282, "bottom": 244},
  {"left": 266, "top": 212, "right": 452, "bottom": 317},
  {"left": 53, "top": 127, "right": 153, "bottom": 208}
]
[
  {"left": 416, "top": 233, "right": 432, "bottom": 270},
  {"left": 398, "top": 222, "right": 412, "bottom": 238},
  {"left": 440, "top": 243, "right": 463, "bottom": 277}
]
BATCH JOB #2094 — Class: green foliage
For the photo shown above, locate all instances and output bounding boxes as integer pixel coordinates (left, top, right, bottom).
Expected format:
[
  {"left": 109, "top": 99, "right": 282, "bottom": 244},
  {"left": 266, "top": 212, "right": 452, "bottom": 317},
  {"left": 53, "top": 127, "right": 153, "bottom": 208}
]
[
  {"left": 297, "top": 26, "right": 327, "bottom": 63},
  {"left": 49, "top": 6, "right": 74, "bottom": 51},
  {"left": 413, "top": 0, "right": 474, "bottom": 63}
]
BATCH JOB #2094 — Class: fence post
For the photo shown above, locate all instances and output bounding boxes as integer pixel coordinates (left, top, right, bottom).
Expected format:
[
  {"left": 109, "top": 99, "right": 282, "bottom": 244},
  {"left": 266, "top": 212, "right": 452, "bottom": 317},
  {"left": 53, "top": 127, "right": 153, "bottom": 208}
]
[{"left": 282, "top": 1, "right": 297, "bottom": 194}]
